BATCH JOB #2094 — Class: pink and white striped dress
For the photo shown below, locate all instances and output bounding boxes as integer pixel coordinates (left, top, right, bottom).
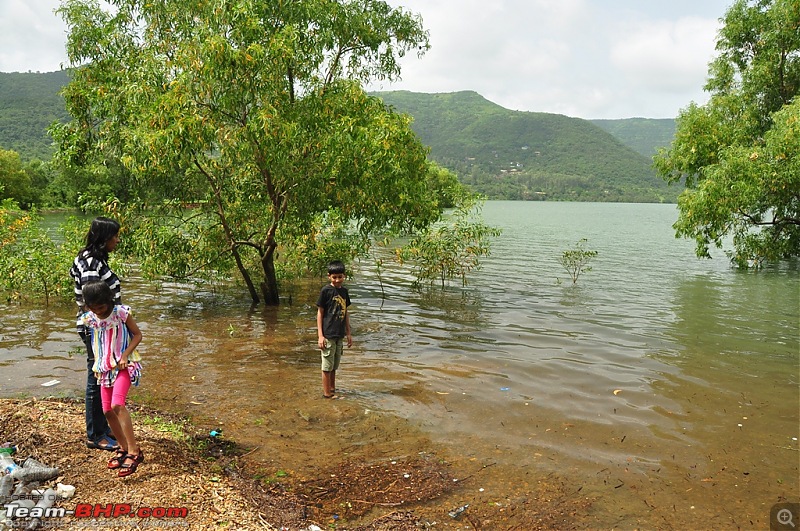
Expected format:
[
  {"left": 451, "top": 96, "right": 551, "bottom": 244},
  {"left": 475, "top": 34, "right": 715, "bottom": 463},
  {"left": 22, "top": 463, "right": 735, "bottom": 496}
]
[{"left": 81, "top": 305, "right": 142, "bottom": 388}]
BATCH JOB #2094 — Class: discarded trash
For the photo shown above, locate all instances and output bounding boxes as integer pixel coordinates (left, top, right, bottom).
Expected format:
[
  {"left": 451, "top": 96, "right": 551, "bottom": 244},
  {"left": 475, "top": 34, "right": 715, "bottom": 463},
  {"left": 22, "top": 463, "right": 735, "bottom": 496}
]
[
  {"left": 210, "top": 429, "right": 222, "bottom": 438},
  {"left": 0, "top": 453, "right": 66, "bottom": 530},
  {"left": 8, "top": 456, "right": 59, "bottom": 484},
  {"left": 56, "top": 483, "right": 75, "bottom": 499},
  {"left": 40, "top": 380, "right": 60, "bottom": 387},
  {"left": 448, "top": 504, "right": 469, "bottom": 518},
  {"left": 20, "top": 458, "right": 47, "bottom": 471},
  {"left": 0, "top": 452, "right": 18, "bottom": 475},
  {"left": 0, "top": 475, "right": 13, "bottom": 499},
  {"left": 11, "top": 466, "right": 60, "bottom": 483},
  {"left": 613, "top": 389, "right": 622, "bottom": 395},
  {"left": 500, "top": 387, "right": 510, "bottom": 391},
  {"left": 5, "top": 498, "right": 34, "bottom": 511},
  {"left": 26, "top": 488, "right": 58, "bottom": 530}
]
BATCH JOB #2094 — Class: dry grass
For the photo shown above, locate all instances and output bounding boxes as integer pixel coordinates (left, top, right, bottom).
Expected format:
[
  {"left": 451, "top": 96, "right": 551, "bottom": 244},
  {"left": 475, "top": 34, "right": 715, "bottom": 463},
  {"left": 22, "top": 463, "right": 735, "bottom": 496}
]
[
  {"left": 0, "top": 398, "right": 588, "bottom": 530},
  {"left": 0, "top": 398, "right": 454, "bottom": 530}
]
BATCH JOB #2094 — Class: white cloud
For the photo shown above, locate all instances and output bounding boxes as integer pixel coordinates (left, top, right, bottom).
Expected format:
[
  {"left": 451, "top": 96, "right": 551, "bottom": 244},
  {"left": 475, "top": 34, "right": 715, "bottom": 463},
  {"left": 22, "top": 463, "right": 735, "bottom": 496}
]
[
  {"left": 0, "top": 0, "right": 732, "bottom": 118},
  {"left": 372, "top": 0, "right": 730, "bottom": 118},
  {"left": 610, "top": 17, "right": 720, "bottom": 93},
  {"left": 0, "top": 0, "right": 68, "bottom": 73}
]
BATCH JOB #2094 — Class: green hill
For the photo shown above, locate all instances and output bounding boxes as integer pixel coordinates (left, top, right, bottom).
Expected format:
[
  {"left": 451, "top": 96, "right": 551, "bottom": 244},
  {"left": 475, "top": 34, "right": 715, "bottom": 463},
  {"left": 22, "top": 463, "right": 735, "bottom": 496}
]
[
  {"left": 591, "top": 118, "right": 676, "bottom": 157},
  {"left": 0, "top": 70, "right": 71, "bottom": 161},
  {"left": 374, "top": 90, "right": 678, "bottom": 202},
  {"left": 0, "top": 72, "right": 678, "bottom": 202}
]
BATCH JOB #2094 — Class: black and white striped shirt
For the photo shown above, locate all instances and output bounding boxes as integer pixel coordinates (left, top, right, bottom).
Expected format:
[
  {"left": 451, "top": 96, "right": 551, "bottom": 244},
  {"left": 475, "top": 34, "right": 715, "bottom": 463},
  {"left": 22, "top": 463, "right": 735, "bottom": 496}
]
[{"left": 69, "top": 251, "right": 122, "bottom": 333}]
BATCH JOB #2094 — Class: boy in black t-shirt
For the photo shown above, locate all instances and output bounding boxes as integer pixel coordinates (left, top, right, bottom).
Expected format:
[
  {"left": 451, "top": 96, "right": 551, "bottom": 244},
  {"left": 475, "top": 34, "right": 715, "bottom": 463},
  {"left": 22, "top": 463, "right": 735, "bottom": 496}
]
[{"left": 316, "top": 261, "right": 352, "bottom": 398}]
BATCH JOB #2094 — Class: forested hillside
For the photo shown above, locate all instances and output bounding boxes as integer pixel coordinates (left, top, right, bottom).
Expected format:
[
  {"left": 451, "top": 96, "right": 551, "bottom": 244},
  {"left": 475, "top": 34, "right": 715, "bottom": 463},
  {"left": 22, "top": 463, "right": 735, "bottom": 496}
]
[
  {"left": 591, "top": 118, "right": 676, "bottom": 157},
  {"left": 0, "top": 71, "right": 71, "bottom": 161},
  {"left": 0, "top": 72, "right": 679, "bottom": 203},
  {"left": 374, "top": 91, "right": 678, "bottom": 202}
]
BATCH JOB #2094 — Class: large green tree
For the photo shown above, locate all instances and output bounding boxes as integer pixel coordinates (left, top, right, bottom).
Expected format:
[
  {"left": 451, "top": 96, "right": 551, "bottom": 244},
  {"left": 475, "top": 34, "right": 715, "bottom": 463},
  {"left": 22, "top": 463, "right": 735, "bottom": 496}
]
[
  {"left": 0, "top": 149, "right": 35, "bottom": 208},
  {"left": 655, "top": 0, "right": 800, "bottom": 267},
  {"left": 52, "top": 0, "right": 453, "bottom": 304}
]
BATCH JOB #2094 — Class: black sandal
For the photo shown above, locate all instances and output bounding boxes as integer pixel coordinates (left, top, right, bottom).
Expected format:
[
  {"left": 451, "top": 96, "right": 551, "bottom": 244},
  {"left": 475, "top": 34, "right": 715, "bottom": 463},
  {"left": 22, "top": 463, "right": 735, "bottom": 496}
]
[
  {"left": 107, "top": 449, "right": 127, "bottom": 470},
  {"left": 118, "top": 451, "right": 144, "bottom": 477}
]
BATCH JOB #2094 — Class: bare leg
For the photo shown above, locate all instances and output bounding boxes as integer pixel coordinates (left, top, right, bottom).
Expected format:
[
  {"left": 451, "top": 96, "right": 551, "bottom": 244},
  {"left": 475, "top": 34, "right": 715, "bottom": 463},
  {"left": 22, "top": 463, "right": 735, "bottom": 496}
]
[
  {"left": 322, "top": 371, "right": 335, "bottom": 397},
  {"left": 111, "top": 405, "right": 139, "bottom": 456},
  {"left": 104, "top": 410, "right": 127, "bottom": 452},
  {"left": 331, "top": 370, "right": 336, "bottom": 395}
]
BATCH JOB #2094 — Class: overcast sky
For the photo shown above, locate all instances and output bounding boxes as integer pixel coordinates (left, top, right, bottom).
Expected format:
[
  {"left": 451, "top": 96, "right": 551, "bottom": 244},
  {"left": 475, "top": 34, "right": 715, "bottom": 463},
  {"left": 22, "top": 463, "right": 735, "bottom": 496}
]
[{"left": 1, "top": 0, "right": 733, "bottom": 119}]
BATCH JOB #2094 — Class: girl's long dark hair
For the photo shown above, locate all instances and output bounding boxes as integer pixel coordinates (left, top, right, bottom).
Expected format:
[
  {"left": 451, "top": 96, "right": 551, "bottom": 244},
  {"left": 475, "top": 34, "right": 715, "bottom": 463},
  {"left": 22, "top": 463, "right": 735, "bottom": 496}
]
[
  {"left": 82, "top": 280, "right": 116, "bottom": 308},
  {"left": 81, "top": 217, "right": 120, "bottom": 261}
]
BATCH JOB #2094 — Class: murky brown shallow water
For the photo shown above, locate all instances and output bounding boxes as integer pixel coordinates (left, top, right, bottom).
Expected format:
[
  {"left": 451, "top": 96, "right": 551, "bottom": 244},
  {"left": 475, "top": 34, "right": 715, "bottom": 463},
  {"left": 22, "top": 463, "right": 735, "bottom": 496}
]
[{"left": 2, "top": 202, "right": 798, "bottom": 529}]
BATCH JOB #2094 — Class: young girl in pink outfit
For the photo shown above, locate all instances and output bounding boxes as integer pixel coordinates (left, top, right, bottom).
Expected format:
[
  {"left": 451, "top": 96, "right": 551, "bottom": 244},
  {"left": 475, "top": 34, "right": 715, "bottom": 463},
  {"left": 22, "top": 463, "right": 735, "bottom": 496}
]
[{"left": 81, "top": 280, "right": 144, "bottom": 477}]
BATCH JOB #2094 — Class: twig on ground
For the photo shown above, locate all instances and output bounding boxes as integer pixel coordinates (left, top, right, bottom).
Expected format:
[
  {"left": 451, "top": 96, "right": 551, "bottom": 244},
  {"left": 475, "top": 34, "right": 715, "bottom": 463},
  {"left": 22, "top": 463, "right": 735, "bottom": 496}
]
[
  {"left": 240, "top": 446, "right": 261, "bottom": 458},
  {"left": 457, "top": 461, "right": 497, "bottom": 482},
  {"left": 351, "top": 499, "right": 404, "bottom": 507}
]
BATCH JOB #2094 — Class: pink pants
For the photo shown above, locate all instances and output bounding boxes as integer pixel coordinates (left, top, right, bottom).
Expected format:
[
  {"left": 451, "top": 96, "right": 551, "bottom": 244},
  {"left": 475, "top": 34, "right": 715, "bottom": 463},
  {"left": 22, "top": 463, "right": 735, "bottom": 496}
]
[{"left": 100, "top": 369, "right": 131, "bottom": 412}]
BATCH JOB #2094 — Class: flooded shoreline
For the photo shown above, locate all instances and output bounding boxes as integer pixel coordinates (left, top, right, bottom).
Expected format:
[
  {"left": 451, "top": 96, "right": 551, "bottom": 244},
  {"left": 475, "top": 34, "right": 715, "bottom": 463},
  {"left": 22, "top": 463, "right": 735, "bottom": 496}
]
[
  {"left": 2, "top": 201, "right": 798, "bottom": 528},
  {"left": 4, "top": 302, "right": 796, "bottom": 529}
]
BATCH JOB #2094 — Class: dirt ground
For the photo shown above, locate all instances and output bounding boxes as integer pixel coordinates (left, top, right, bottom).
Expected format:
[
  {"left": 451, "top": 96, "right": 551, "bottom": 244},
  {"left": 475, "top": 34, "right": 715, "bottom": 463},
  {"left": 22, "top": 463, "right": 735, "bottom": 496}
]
[{"left": 0, "top": 398, "right": 589, "bottom": 530}]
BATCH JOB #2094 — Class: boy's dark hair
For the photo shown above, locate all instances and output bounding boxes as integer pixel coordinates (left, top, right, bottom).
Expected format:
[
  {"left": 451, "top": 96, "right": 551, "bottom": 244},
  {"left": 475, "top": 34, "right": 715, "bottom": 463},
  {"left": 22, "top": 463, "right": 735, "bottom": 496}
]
[
  {"left": 82, "top": 217, "right": 120, "bottom": 260},
  {"left": 327, "top": 260, "right": 346, "bottom": 275},
  {"left": 83, "top": 280, "right": 116, "bottom": 308}
]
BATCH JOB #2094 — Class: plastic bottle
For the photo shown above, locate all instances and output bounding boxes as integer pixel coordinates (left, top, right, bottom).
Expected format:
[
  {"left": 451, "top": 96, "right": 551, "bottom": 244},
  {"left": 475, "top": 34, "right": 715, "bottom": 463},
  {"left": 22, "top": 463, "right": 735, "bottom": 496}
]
[
  {"left": 25, "top": 489, "right": 57, "bottom": 531},
  {"left": 0, "top": 449, "right": 17, "bottom": 475},
  {"left": 5, "top": 498, "right": 35, "bottom": 511},
  {"left": 11, "top": 466, "right": 60, "bottom": 483},
  {"left": 0, "top": 475, "right": 13, "bottom": 504},
  {"left": 21, "top": 458, "right": 46, "bottom": 470}
]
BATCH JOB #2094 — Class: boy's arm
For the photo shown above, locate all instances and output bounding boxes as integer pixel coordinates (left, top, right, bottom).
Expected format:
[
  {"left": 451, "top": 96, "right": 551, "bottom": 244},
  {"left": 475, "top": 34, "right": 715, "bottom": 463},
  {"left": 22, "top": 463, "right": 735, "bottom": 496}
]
[
  {"left": 119, "top": 314, "right": 142, "bottom": 367},
  {"left": 345, "top": 311, "right": 352, "bottom": 347},
  {"left": 316, "top": 306, "right": 326, "bottom": 349}
]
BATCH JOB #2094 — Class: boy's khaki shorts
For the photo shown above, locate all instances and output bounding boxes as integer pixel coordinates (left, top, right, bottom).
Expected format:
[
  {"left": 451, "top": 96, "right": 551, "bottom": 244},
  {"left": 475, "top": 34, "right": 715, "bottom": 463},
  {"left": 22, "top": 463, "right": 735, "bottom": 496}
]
[{"left": 321, "top": 337, "right": 344, "bottom": 372}]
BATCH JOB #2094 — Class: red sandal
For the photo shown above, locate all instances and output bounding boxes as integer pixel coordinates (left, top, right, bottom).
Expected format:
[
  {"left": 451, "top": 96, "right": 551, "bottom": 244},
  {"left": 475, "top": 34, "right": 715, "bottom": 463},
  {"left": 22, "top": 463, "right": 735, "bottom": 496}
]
[
  {"left": 107, "top": 449, "right": 127, "bottom": 470},
  {"left": 118, "top": 451, "right": 144, "bottom": 477}
]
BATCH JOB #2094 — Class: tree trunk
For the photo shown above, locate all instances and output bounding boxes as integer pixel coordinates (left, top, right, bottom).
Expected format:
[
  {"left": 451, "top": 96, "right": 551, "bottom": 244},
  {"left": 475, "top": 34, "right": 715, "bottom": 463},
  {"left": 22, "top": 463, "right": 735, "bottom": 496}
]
[
  {"left": 232, "top": 245, "right": 260, "bottom": 304},
  {"left": 260, "top": 243, "right": 280, "bottom": 305}
]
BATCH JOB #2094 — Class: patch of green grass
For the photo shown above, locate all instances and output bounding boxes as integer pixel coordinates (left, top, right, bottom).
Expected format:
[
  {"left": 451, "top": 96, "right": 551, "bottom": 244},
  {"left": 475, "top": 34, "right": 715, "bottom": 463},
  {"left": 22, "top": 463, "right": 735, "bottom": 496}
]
[
  {"left": 138, "top": 414, "right": 190, "bottom": 441},
  {"left": 254, "top": 468, "right": 290, "bottom": 486}
]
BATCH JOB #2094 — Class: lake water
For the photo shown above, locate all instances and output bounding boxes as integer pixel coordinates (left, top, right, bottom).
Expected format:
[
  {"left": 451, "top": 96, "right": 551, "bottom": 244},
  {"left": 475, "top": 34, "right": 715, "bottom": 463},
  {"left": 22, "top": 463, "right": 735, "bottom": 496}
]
[{"left": 1, "top": 201, "right": 798, "bottom": 528}]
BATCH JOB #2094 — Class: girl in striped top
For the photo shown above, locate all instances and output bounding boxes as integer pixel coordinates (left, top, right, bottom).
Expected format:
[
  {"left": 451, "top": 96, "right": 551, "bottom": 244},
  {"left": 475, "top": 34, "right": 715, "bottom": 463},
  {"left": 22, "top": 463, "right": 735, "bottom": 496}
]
[{"left": 81, "top": 280, "right": 144, "bottom": 477}]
